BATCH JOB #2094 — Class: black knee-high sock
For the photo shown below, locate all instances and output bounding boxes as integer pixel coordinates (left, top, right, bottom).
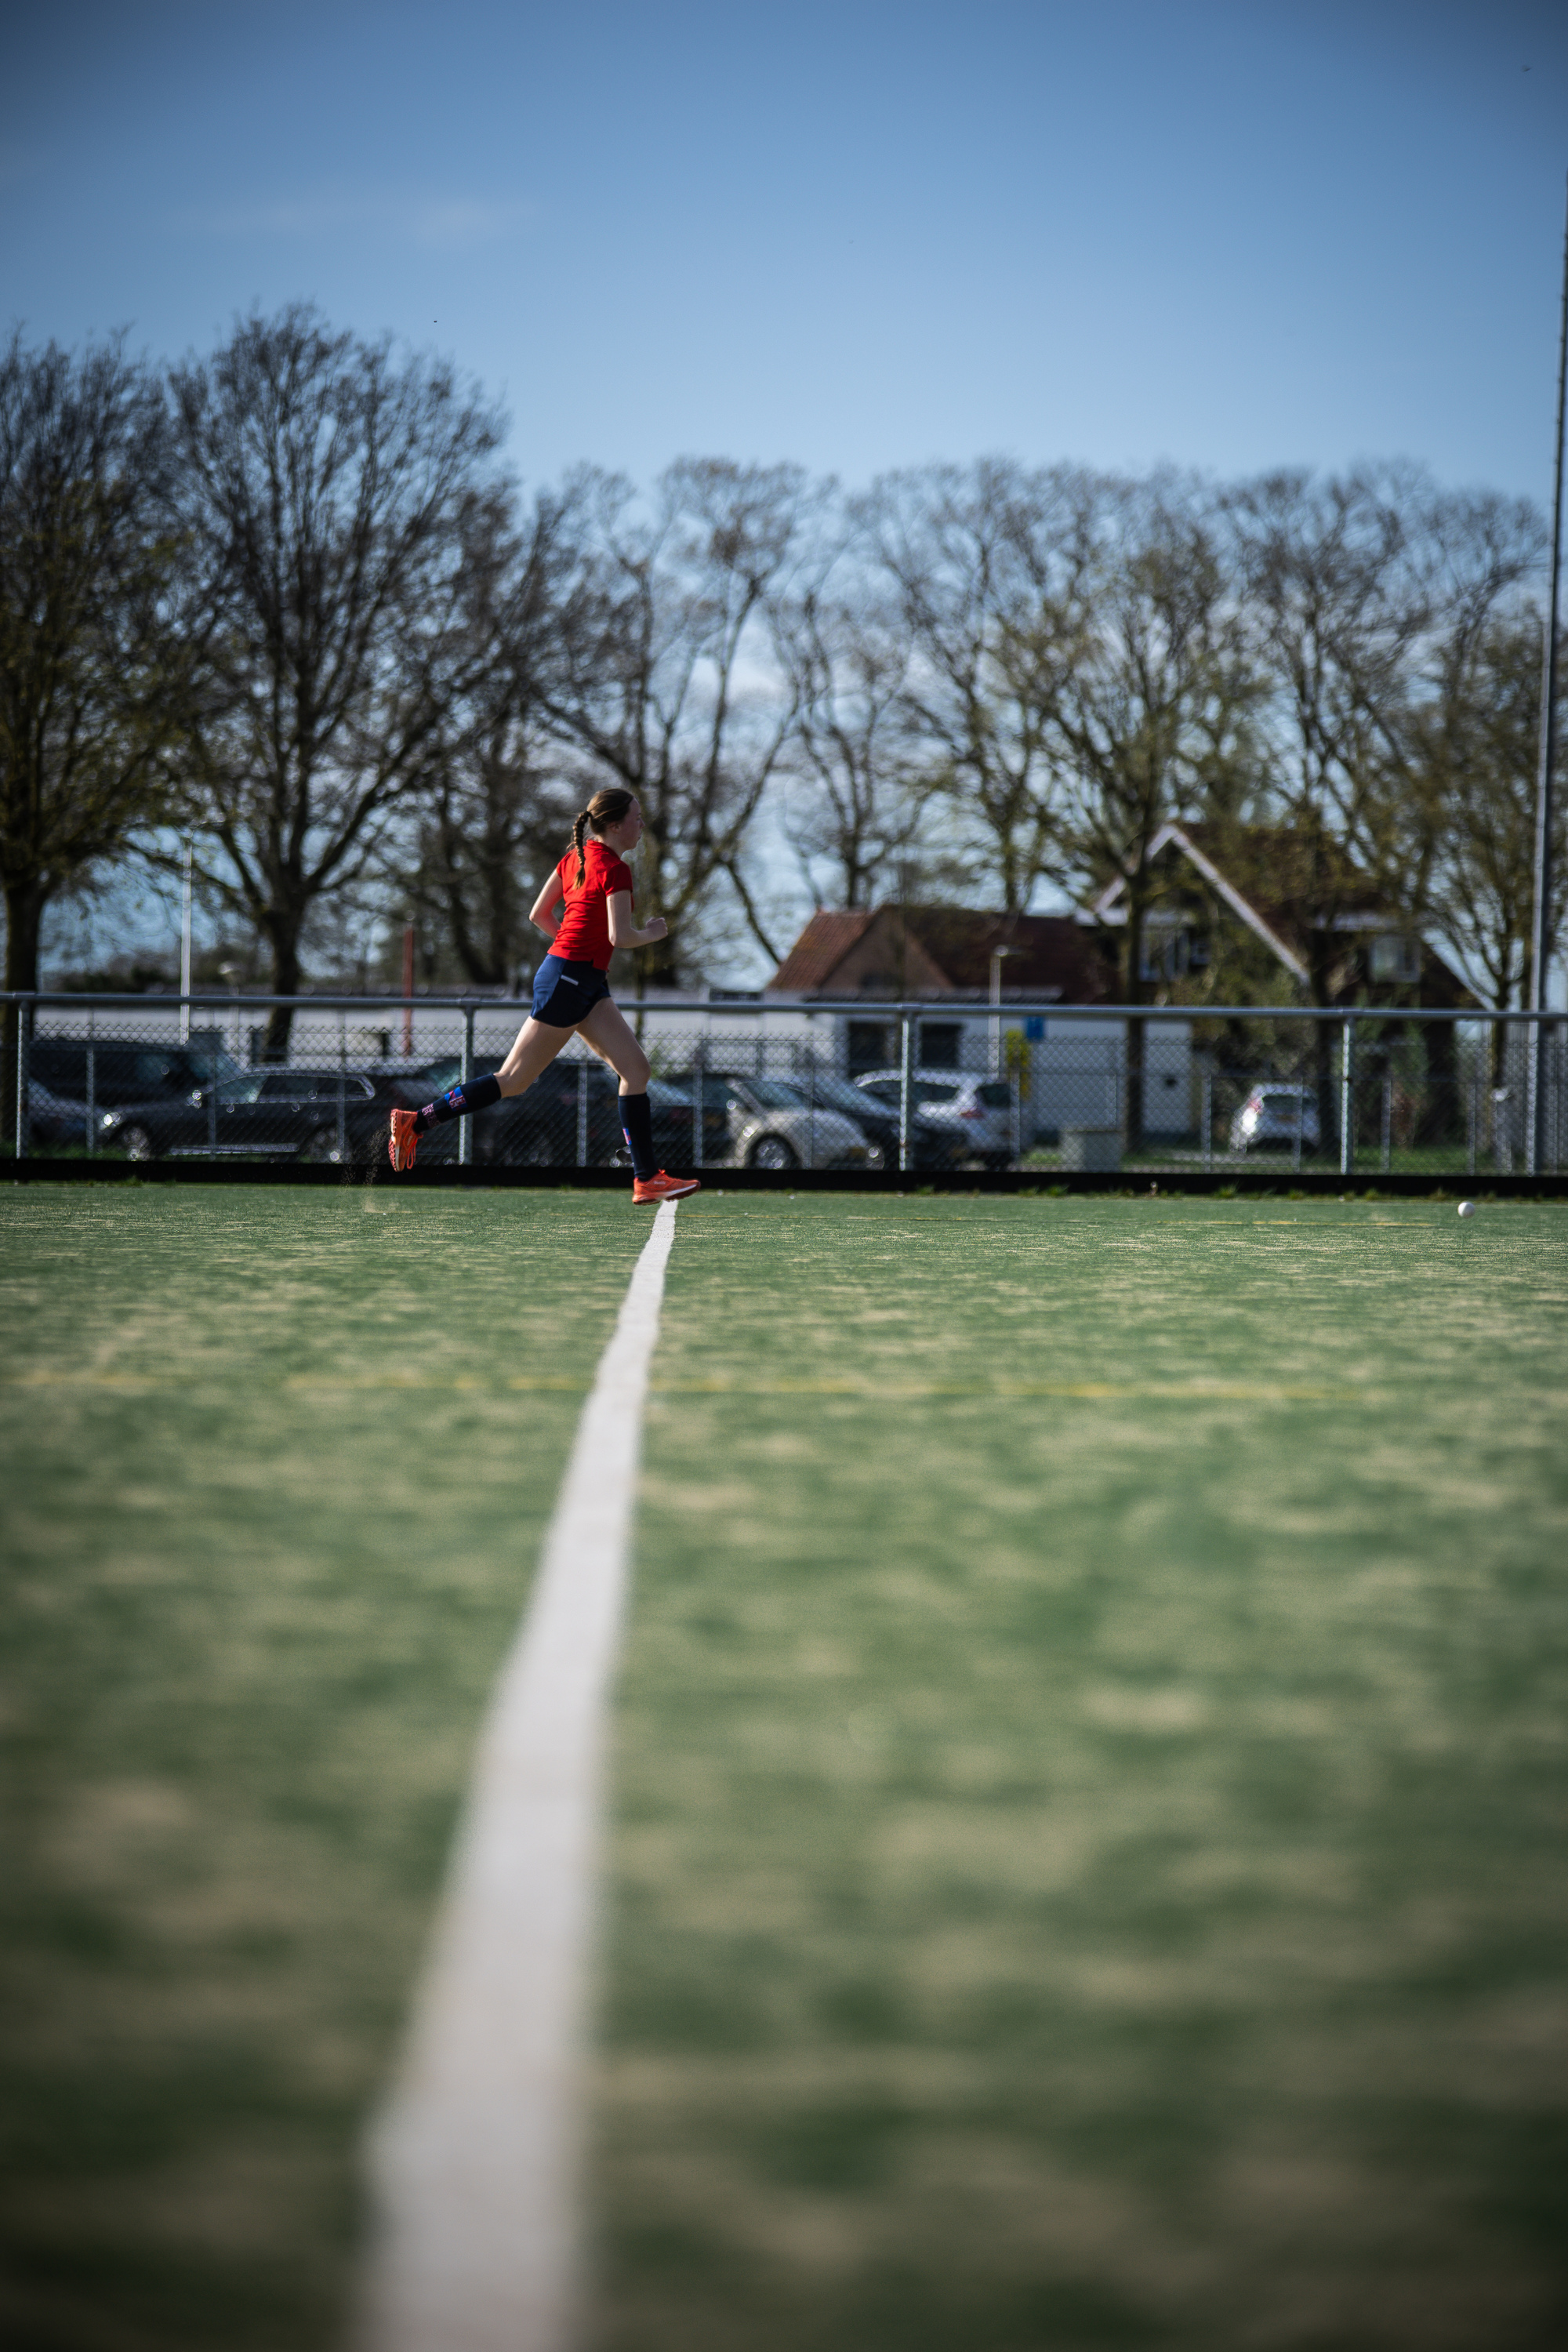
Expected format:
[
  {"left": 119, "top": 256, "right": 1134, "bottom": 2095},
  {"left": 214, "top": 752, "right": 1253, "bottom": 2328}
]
[
  {"left": 619, "top": 1090, "right": 657, "bottom": 1179},
  {"left": 414, "top": 1073, "right": 503, "bottom": 1133}
]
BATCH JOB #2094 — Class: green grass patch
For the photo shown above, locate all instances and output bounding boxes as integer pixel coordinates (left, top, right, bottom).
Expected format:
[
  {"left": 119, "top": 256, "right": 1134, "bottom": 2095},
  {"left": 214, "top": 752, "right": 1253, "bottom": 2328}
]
[
  {"left": 597, "top": 1195, "right": 1568, "bottom": 2352},
  {"left": 5, "top": 1186, "right": 1568, "bottom": 2352},
  {"left": 0, "top": 1183, "right": 647, "bottom": 2352}
]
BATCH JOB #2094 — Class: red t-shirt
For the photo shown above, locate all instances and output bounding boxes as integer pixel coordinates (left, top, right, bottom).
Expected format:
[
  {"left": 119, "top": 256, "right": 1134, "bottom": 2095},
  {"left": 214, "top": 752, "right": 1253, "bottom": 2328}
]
[{"left": 549, "top": 839, "right": 633, "bottom": 971}]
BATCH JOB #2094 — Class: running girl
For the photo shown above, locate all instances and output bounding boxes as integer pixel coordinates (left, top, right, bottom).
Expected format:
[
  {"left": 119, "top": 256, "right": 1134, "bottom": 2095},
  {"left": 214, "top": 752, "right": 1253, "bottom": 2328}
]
[{"left": 387, "top": 787, "right": 700, "bottom": 1204}]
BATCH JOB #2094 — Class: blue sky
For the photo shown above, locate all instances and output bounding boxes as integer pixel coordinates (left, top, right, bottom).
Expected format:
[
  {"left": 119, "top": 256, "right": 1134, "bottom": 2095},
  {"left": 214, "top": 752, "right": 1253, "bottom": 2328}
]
[
  {"left": 5, "top": 0, "right": 1567, "bottom": 501},
  {"left": 5, "top": 1, "right": 1567, "bottom": 984}
]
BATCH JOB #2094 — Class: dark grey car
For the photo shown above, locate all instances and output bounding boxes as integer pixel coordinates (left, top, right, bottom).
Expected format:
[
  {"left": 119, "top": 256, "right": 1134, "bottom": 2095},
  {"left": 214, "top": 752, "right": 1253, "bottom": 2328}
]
[
  {"left": 98, "top": 1069, "right": 381, "bottom": 1160},
  {"left": 801, "top": 1073, "right": 965, "bottom": 1170}
]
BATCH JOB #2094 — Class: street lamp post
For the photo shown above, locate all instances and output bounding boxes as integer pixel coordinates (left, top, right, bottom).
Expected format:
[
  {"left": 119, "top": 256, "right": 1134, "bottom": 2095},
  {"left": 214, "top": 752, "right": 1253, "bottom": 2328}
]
[
  {"left": 218, "top": 963, "right": 242, "bottom": 1067},
  {"left": 989, "top": 946, "right": 1018, "bottom": 1078},
  {"left": 180, "top": 840, "right": 193, "bottom": 1044}
]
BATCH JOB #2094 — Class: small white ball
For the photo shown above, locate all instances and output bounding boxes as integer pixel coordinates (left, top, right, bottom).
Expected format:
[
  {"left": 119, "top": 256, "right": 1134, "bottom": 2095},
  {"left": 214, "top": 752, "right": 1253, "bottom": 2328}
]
[{"left": 1457, "top": 1200, "right": 1476, "bottom": 1219}]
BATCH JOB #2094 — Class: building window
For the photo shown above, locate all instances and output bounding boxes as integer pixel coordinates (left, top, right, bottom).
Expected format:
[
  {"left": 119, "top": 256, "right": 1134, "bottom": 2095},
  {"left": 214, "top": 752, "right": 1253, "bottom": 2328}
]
[
  {"left": 1368, "top": 935, "right": 1421, "bottom": 985},
  {"left": 920, "top": 1022, "right": 962, "bottom": 1069},
  {"left": 848, "top": 1020, "right": 895, "bottom": 1073}
]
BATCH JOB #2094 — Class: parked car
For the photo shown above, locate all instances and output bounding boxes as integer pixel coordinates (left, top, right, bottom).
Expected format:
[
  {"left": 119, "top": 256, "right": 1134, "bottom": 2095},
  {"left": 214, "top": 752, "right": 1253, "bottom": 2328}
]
[
  {"left": 1229, "top": 1083, "right": 1322, "bottom": 1155},
  {"left": 855, "top": 1072, "right": 1017, "bottom": 1168},
  {"left": 724, "top": 1076, "right": 877, "bottom": 1171},
  {"left": 647, "top": 1075, "right": 735, "bottom": 1167},
  {"left": 23, "top": 1079, "right": 89, "bottom": 1150},
  {"left": 797, "top": 1071, "right": 964, "bottom": 1170},
  {"left": 397, "top": 1055, "right": 627, "bottom": 1167},
  {"left": 98, "top": 1068, "right": 384, "bottom": 1160},
  {"left": 30, "top": 1039, "right": 242, "bottom": 1108}
]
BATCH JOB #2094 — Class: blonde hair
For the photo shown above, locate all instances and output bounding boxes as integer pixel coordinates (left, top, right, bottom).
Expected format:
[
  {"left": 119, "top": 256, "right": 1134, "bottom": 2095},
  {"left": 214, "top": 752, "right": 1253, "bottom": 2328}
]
[{"left": 571, "top": 786, "right": 637, "bottom": 886}]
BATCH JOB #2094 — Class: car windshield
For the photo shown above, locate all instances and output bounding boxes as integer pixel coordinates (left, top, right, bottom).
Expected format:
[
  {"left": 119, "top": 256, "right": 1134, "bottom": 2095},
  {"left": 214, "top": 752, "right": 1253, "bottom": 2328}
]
[
  {"left": 34, "top": 1045, "right": 195, "bottom": 1098},
  {"left": 258, "top": 1071, "right": 373, "bottom": 1099},
  {"left": 735, "top": 1079, "right": 808, "bottom": 1110},
  {"left": 976, "top": 1082, "right": 1012, "bottom": 1109},
  {"left": 911, "top": 1081, "right": 959, "bottom": 1105},
  {"left": 214, "top": 1076, "right": 267, "bottom": 1102},
  {"left": 183, "top": 1048, "right": 243, "bottom": 1084},
  {"left": 654, "top": 1075, "right": 731, "bottom": 1106},
  {"left": 808, "top": 1076, "right": 887, "bottom": 1117}
]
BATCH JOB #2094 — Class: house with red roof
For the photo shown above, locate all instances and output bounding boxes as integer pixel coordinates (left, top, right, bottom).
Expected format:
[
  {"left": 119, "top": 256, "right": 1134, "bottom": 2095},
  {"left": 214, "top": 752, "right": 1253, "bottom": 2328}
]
[
  {"left": 764, "top": 902, "right": 1138, "bottom": 1138},
  {"left": 1087, "top": 822, "right": 1472, "bottom": 1010}
]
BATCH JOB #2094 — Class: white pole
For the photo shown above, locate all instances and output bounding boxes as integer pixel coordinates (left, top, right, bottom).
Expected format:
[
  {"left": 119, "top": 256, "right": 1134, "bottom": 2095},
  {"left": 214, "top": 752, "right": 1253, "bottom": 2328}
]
[
  {"left": 1530, "top": 169, "right": 1568, "bottom": 1174},
  {"left": 990, "top": 945, "right": 1019, "bottom": 1080},
  {"left": 990, "top": 951, "right": 1002, "bottom": 1078},
  {"left": 180, "top": 840, "right": 193, "bottom": 1044}
]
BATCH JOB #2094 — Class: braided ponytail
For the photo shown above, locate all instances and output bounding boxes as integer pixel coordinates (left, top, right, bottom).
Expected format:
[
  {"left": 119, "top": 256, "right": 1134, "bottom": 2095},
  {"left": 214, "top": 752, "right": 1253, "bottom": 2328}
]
[{"left": 572, "top": 786, "right": 637, "bottom": 886}]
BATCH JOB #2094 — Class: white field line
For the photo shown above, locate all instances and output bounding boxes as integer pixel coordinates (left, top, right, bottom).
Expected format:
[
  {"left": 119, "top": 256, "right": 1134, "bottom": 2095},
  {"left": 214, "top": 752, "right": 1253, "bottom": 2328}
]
[{"left": 358, "top": 1196, "right": 681, "bottom": 2352}]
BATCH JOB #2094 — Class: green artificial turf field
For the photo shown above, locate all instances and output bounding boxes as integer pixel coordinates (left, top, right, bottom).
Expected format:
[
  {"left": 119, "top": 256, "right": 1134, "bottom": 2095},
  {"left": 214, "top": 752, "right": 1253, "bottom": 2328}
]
[
  {"left": 2, "top": 1186, "right": 1566, "bottom": 2352},
  {"left": 0, "top": 1185, "right": 647, "bottom": 2352},
  {"left": 599, "top": 1192, "right": 1568, "bottom": 2352}
]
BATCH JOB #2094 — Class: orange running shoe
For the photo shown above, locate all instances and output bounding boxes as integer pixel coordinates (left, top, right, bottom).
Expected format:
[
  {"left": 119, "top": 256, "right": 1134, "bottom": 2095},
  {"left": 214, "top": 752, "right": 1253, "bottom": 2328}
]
[
  {"left": 633, "top": 1169, "right": 701, "bottom": 1203},
  {"left": 388, "top": 1107, "right": 419, "bottom": 1171}
]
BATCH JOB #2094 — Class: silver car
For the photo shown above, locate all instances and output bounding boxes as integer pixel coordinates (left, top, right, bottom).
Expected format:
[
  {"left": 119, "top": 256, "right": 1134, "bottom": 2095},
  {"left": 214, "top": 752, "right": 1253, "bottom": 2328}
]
[
  {"left": 726, "top": 1076, "right": 879, "bottom": 1171},
  {"left": 1229, "top": 1082, "right": 1322, "bottom": 1154},
  {"left": 855, "top": 1072, "right": 1016, "bottom": 1168}
]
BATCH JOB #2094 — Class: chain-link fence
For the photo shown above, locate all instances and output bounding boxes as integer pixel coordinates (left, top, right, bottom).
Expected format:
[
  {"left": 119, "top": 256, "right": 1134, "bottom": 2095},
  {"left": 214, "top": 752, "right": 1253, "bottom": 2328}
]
[{"left": 4, "top": 993, "right": 1566, "bottom": 1178}]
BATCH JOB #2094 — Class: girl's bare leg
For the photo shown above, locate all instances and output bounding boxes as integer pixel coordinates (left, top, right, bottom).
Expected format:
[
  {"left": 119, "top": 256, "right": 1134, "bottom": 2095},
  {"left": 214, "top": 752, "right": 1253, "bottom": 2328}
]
[
  {"left": 578, "top": 996, "right": 652, "bottom": 1094},
  {"left": 495, "top": 1018, "right": 573, "bottom": 1096}
]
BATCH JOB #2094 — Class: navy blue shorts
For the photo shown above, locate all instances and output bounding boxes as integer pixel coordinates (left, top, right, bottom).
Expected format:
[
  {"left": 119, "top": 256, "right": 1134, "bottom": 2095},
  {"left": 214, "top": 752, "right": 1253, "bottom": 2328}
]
[{"left": 531, "top": 955, "right": 612, "bottom": 1028}]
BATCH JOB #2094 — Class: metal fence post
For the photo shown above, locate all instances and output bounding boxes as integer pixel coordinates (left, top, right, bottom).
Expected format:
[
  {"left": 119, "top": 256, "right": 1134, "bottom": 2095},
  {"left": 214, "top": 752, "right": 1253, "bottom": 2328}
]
[
  {"left": 1202, "top": 1066, "right": 1213, "bottom": 1172},
  {"left": 16, "top": 996, "right": 31, "bottom": 1159},
  {"left": 459, "top": 1004, "right": 474, "bottom": 1167},
  {"left": 693, "top": 1034, "right": 704, "bottom": 1170},
  {"left": 86, "top": 1016, "right": 96, "bottom": 1156},
  {"left": 1339, "top": 1014, "right": 1356, "bottom": 1178},
  {"left": 576, "top": 1059, "right": 588, "bottom": 1168},
  {"left": 898, "top": 1014, "right": 913, "bottom": 1174},
  {"left": 1381, "top": 1073, "right": 1392, "bottom": 1174},
  {"left": 337, "top": 1010, "right": 347, "bottom": 1162}
]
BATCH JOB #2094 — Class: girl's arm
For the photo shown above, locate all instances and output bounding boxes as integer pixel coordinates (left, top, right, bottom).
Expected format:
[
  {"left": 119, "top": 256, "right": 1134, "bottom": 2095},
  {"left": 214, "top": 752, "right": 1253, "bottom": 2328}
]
[
  {"left": 607, "top": 891, "right": 668, "bottom": 951},
  {"left": 529, "top": 877, "right": 563, "bottom": 939}
]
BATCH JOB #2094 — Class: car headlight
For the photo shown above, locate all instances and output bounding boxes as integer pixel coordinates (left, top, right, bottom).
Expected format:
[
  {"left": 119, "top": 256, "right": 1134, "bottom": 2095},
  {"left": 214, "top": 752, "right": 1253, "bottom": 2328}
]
[{"left": 100, "top": 1110, "right": 121, "bottom": 1130}]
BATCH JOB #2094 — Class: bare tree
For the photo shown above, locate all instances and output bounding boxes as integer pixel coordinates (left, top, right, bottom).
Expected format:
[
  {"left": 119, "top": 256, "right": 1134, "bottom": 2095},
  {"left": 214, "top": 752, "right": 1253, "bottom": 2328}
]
[
  {"left": 773, "top": 548, "right": 924, "bottom": 909},
  {"left": 1048, "top": 476, "right": 1263, "bottom": 1148},
  {"left": 1232, "top": 466, "right": 1444, "bottom": 986},
  {"left": 1422, "top": 607, "right": 1566, "bottom": 1035},
  {"left": 1396, "top": 492, "right": 1550, "bottom": 1037},
  {"left": 543, "top": 459, "right": 815, "bottom": 985},
  {"left": 0, "top": 331, "right": 187, "bottom": 1105},
  {"left": 397, "top": 481, "right": 587, "bottom": 989},
  {"left": 1235, "top": 468, "right": 1546, "bottom": 1116},
  {"left": 864, "top": 459, "right": 1097, "bottom": 911},
  {"left": 165, "top": 306, "right": 503, "bottom": 1056}
]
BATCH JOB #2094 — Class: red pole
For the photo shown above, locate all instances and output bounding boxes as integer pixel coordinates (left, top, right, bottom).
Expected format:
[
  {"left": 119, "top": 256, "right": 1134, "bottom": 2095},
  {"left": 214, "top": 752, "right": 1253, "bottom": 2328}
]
[{"left": 401, "top": 924, "right": 415, "bottom": 1056}]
